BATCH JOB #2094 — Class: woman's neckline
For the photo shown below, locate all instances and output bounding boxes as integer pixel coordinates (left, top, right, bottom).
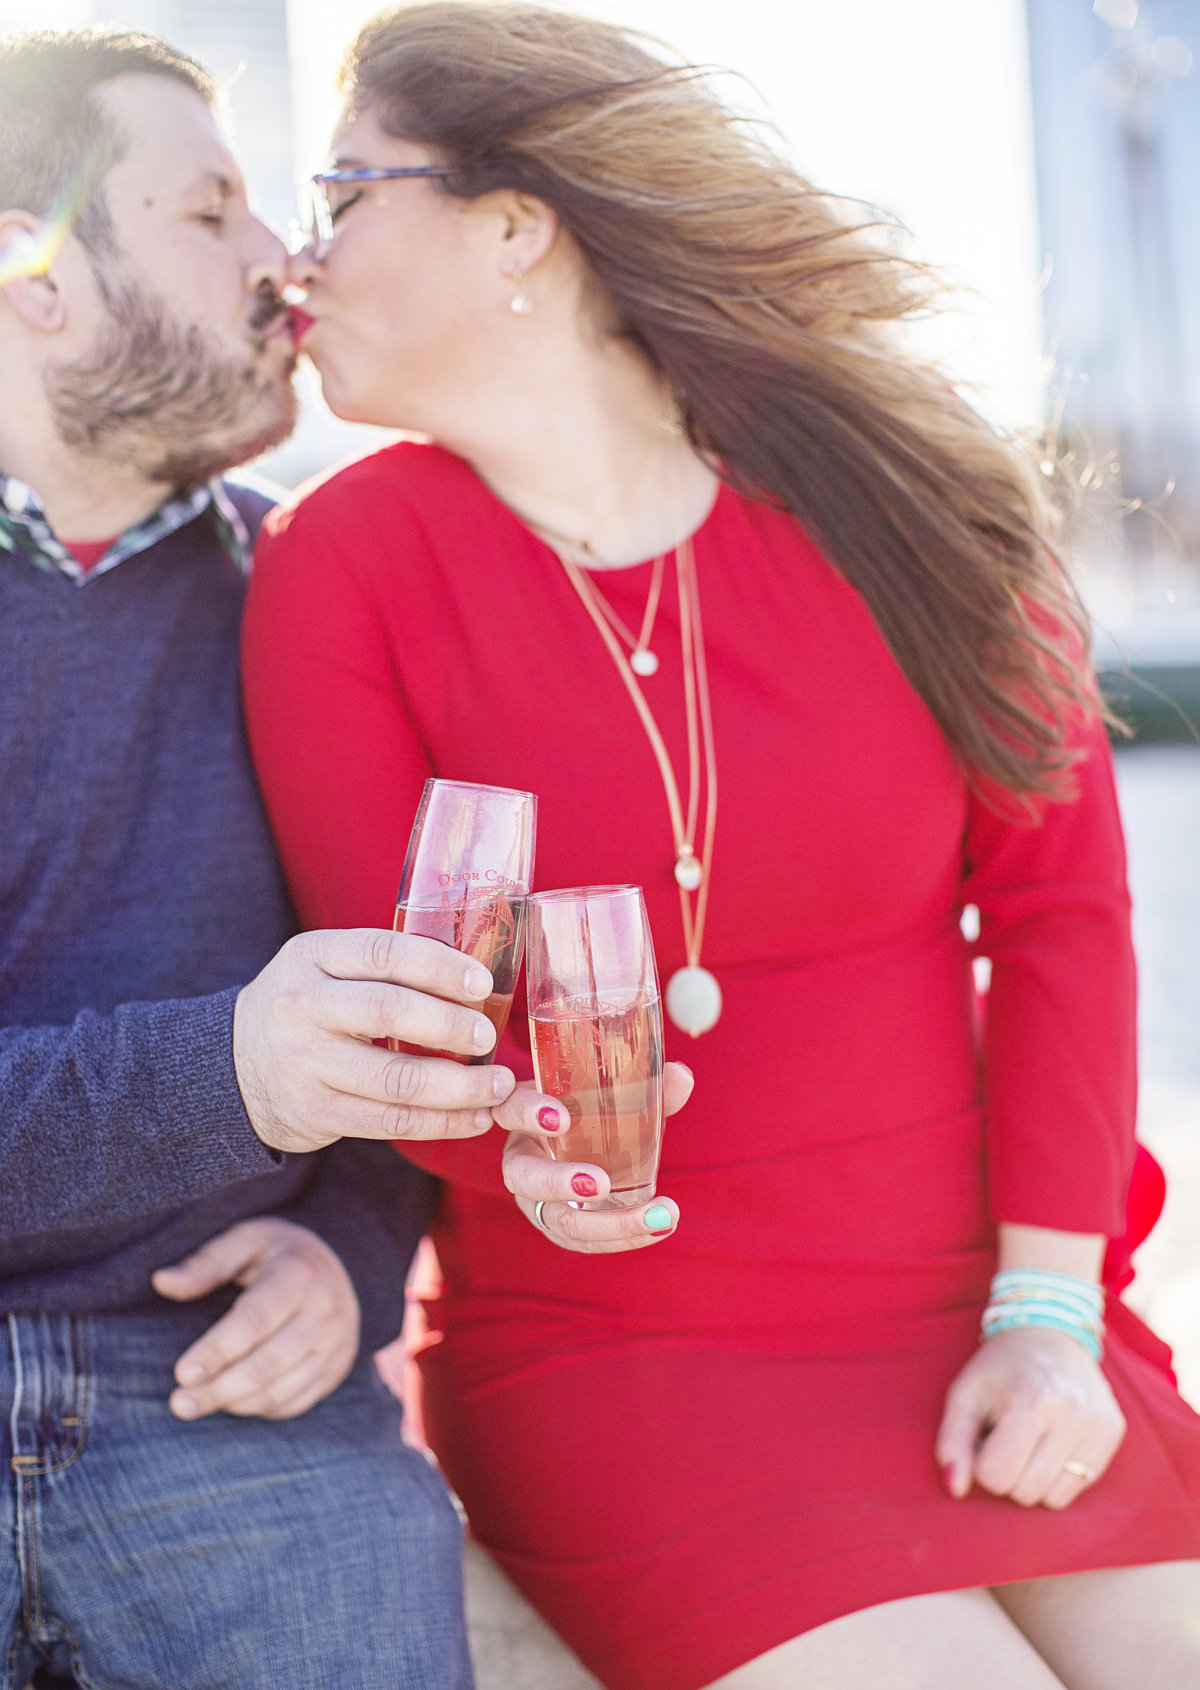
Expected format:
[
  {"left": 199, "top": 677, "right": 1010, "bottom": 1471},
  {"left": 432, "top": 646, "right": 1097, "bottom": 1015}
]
[
  {"left": 459, "top": 449, "right": 727, "bottom": 573},
  {"left": 580, "top": 474, "right": 725, "bottom": 573}
]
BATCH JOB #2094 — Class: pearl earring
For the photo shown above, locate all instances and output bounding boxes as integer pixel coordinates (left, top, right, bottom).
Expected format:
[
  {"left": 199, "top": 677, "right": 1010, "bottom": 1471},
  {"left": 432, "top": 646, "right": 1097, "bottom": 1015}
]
[{"left": 509, "top": 270, "right": 534, "bottom": 315}]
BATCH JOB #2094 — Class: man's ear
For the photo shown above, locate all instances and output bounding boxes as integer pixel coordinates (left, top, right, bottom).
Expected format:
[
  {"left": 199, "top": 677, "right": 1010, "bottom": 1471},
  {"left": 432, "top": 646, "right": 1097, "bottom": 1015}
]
[{"left": 0, "top": 210, "right": 68, "bottom": 333}]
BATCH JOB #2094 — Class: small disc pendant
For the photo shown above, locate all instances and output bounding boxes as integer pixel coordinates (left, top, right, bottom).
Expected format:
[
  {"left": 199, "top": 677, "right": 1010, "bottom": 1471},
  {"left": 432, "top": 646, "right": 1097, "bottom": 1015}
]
[
  {"left": 630, "top": 648, "right": 659, "bottom": 677},
  {"left": 666, "top": 966, "right": 723, "bottom": 1036},
  {"left": 674, "top": 852, "right": 703, "bottom": 891}
]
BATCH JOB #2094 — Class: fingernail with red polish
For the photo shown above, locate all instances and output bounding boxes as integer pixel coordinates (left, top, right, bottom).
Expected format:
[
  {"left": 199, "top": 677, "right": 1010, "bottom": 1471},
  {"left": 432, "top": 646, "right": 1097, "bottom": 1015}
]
[
  {"left": 538, "top": 1106, "right": 563, "bottom": 1133},
  {"left": 571, "top": 1173, "right": 598, "bottom": 1198}
]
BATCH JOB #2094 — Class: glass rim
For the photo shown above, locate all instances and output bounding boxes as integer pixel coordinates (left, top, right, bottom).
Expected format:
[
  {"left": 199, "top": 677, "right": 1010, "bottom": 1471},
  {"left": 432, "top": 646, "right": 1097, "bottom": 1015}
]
[
  {"left": 528, "top": 883, "right": 644, "bottom": 905},
  {"left": 423, "top": 777, "right": 537, "bottom": 801}
]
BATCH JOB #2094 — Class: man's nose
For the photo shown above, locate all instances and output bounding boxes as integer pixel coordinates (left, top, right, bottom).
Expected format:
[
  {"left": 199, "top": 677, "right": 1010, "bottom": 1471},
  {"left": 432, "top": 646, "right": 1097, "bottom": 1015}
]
[{"left": 245, "top": 219, "right": 289, "bottom": 298}]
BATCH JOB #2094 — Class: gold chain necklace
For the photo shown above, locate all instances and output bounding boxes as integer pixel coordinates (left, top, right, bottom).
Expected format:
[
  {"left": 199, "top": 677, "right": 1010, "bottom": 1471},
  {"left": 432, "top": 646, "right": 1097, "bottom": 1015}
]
[
  {"left": 555, "top": 533, "right": 722, "bottom": 1037},
  {"left": 579, "top": 549, "right": 667, "bottom": 676},
  {"left": 505, "top": 421, "right": 681, "bottom": 675}
]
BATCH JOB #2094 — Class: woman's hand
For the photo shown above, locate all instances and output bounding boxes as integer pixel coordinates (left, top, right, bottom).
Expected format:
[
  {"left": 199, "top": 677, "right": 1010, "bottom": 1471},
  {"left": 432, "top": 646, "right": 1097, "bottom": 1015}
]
[
  {"left": 492, "top": 1063, "right": 694, "bottom": 1252},
  {"left": 935, "top": 1325, "right": 1126, "bottom": 1509},
  {"left": 153, "top": 1217, "right": 360, "bottom": 1420}
]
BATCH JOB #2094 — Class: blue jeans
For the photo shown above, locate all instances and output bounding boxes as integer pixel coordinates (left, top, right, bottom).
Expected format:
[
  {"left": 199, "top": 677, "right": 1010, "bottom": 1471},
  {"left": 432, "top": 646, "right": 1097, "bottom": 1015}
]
[{"left": 0, "top": 1310, "right": 474, "bottom": 1690}]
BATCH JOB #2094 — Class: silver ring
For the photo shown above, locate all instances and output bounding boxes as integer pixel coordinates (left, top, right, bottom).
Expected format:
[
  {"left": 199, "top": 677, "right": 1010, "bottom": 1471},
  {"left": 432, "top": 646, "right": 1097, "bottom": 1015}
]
[
  {"left": 533, "top": 1199, "right": 551, "bottom": 1233},
  {"left": 1062, "top": 1459, "right": 1096, "bottom": 1483}
]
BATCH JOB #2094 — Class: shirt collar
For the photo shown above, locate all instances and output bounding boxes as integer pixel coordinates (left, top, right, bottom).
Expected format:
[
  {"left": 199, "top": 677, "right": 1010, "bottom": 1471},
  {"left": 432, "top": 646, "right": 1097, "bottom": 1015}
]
[{"left": 0, "top": 472, "right": 250, "bottom": 584}]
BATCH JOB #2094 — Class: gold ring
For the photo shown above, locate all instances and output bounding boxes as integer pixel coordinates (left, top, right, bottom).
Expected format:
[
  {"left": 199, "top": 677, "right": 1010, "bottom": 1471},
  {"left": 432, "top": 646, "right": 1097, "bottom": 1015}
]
[
  {"left": 1063, "top": 1459, "right": 1096, "bottom": 1483},
  {"left": 533, "top": 1199, "right": 551, "bottom": 1233}
]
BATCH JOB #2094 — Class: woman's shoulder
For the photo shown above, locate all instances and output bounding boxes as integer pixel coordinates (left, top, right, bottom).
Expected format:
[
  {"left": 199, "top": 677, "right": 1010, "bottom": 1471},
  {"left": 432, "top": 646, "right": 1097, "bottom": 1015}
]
[{"left": 260, "top": 439, "right": 482, "bottom": 552}]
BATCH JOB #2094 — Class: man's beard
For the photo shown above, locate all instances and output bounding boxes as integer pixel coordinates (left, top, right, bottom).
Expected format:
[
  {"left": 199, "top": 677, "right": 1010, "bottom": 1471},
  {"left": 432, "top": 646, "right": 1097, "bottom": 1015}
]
[{"left": 44, "top": 268, "right": 299, "bottom": 486}]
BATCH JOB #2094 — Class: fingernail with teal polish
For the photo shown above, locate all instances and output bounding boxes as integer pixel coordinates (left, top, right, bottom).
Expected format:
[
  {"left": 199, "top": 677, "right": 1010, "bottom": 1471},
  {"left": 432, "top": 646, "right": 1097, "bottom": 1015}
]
[{"left": 644, "top": 1205, "right": 674, "bottom": 1233}]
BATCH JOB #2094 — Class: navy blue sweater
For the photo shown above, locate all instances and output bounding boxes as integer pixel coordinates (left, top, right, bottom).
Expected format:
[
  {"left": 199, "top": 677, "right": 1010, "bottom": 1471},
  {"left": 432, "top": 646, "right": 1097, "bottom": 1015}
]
[{"left": 0, "top": 484, "right": 433, "bottom": 1351}]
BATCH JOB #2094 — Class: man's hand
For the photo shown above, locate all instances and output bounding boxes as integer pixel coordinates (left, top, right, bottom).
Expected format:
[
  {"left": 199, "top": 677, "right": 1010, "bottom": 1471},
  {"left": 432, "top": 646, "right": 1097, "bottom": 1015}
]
[
  {"left": 935, "top": 1326, "right": 1126, "bottom": 1509},
  {"left": 234, "top": 928, "right": 526, "bottom": 1153},
  {"left": 153, "top": 1217, "right": 361, "bottom": 1421}
]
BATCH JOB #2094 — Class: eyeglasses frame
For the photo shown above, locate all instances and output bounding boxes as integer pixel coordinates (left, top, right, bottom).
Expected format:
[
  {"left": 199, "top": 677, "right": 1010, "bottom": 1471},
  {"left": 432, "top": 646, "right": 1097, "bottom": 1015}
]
[{"left": 302, "top": 166, "right": 453, "bottom": 259}]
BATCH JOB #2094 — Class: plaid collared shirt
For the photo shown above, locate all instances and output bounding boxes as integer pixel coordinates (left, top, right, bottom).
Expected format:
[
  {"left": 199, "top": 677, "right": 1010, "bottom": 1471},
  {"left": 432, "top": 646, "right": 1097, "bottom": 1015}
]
[{"left": 0, "top": 474, "right": 252, "bottom": 583}]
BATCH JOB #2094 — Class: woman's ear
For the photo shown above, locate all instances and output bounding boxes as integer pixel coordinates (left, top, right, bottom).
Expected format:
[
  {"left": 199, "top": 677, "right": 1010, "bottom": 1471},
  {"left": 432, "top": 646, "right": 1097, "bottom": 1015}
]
[
  {"left": 497, "top": 191, "right": 559, "bottom": 280},
  {"left": 0, "top": 211, "right": 68, "bottom": 333}
]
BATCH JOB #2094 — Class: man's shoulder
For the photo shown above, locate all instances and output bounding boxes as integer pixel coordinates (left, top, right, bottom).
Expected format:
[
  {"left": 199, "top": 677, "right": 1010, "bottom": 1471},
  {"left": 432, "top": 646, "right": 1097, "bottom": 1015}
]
[{"left": 218, "top": 472, "right": 285, "bottom": 545}]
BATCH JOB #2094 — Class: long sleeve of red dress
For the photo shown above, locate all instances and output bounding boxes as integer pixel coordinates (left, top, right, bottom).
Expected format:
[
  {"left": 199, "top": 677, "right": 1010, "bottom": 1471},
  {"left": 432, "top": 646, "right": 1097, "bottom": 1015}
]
[
  {"left": 242, "top": 476, "right": 518, "bottom": 1200},
  {"left": 962, "top": 727, "right": 1137, "bottom": 1234}
]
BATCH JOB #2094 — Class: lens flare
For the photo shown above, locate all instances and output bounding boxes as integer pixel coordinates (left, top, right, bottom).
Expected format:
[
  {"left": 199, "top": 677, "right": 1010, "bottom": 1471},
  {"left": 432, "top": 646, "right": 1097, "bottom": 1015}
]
[
  {"left": 0, "top": 210, "right": 74, "bottom": 285},
  {"left": 0, "top": 144, "right": 110, "bottom": 287}
]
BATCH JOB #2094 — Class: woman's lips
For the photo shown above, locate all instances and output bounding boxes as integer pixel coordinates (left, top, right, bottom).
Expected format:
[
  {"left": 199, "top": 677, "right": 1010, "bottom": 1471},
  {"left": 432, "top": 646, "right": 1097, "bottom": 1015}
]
[{"left": 287, "top": 306, "right": 318, "bottom": 347}]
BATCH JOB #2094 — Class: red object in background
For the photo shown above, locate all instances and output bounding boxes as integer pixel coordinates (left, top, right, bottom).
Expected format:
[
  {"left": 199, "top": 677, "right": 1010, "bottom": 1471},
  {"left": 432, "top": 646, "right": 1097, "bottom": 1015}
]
[
  {"left": 1106, "top": 1141, "right": 1168, "bottom": 1295},
  {"left": 1103, "top": 1142, "right": 1178, "bottom": 1388}
]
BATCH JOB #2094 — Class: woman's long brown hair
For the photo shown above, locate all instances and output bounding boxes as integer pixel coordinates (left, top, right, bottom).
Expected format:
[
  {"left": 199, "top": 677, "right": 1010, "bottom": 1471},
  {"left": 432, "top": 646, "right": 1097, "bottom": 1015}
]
[{"left": 343, "top": 1, "right": 1098, "bottom": 801}]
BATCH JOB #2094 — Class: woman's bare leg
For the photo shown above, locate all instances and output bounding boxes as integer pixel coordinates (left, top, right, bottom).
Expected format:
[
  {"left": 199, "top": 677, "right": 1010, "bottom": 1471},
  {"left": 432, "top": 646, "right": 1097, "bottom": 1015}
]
[
  {"left": 702, "top": 1588, "right": 1068, "bottom": 1690},
  {"left": 994, "top": 1560, "right": 1200, "bottom": 1690}
]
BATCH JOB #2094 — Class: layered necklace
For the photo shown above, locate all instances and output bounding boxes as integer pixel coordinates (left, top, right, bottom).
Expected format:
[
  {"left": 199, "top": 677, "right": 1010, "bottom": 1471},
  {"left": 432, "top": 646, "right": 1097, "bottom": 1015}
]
[
  {"left": 512, "top": 448, "right": 670, "bottom": 678},
  {"left": 548, "top": 494, "right": 723, "bottom": 1038}
]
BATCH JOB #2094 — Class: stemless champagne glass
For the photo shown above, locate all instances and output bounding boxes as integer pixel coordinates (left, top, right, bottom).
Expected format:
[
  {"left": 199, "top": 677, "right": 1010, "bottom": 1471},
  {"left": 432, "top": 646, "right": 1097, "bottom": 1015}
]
[
  {"left": 526, "top": 885, "right": 665, "bottom": 1209},
  {"left": 391, "top": 779, "right": 536, "bottom": 1063}
]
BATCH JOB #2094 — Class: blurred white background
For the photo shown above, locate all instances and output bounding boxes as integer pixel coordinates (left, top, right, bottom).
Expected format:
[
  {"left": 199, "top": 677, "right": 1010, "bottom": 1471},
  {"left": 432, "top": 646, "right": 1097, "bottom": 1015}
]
[{"left": 0, "top": 0, "right": 1047, "bottom": 478}]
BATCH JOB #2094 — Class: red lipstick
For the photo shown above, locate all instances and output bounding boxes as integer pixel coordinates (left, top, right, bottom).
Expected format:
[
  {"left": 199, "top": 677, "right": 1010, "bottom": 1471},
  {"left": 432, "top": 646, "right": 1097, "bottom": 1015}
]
[{"left": 287, "top": 306, "right": 317, "bottom": 347}]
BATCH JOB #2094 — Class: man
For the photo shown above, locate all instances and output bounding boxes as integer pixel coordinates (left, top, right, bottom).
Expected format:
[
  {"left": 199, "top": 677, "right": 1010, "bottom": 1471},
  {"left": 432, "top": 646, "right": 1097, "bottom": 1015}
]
[{"left": 0, "top": 29, "right": 531, "bottom": 1689}]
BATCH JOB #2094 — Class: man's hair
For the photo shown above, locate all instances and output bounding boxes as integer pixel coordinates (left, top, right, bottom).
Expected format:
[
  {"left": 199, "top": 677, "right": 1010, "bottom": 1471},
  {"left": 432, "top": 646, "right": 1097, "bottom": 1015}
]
[{"left": 0, "top": 29, "right": 214, "bottom": 257}]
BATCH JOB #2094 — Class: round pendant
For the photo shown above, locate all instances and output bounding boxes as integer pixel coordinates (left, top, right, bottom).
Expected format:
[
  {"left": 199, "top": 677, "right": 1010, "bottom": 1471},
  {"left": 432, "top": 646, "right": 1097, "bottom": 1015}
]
[
  {"left": 674, "top": 852, "right": 703, "bottom": 891},
  {"left": 665, "top": 966, "right": 723, "bottom": 1037},
  {"left": 630, "top": 649, "right": 659, "bottom": 677}
]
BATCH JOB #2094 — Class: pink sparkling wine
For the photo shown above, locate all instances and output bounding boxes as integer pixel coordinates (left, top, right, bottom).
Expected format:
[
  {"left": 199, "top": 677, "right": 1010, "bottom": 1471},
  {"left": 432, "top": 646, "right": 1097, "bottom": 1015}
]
[{"left": 530, "top": 995, "right": 665, "bottom": 1208}]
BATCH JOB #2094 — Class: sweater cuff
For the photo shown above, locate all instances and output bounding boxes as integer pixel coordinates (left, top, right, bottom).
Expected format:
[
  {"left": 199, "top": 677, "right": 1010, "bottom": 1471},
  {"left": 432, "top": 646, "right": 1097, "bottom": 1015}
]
[{"left": 144, "top": 987, "right": 282, "bottom": 1184}]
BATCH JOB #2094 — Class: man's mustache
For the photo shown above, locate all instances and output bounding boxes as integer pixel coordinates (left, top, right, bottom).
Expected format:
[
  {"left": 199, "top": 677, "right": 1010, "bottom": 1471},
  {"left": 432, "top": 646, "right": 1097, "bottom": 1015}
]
[{"left": 248, "top": 284, "right": 289, "bottom": 342}]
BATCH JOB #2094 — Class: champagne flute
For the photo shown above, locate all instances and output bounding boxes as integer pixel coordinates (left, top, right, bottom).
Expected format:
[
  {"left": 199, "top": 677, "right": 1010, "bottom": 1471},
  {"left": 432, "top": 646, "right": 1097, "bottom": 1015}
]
[
  {"left": 526, "top": 885, "right": 665, "bottom": 1209},
  {"left": 391, "top": 779, "right": 536, "bottom": 1062}
]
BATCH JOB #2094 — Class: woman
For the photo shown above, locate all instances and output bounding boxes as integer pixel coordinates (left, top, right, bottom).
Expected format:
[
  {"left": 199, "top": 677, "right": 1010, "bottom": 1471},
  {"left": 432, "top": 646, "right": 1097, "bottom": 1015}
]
[{"left": 242, "top": 6, "right": 1200, "bottom": 1686}]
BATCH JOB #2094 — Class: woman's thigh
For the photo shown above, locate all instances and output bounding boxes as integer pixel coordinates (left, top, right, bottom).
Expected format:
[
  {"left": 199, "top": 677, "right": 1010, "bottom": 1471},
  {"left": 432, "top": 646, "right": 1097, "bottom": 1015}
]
[
  {"left": 994, "top": 1560, "right": 1200, "bottom": 1690},
  {"left": 702, "top": 1589, "right": 1068, "bottom": 1690}
]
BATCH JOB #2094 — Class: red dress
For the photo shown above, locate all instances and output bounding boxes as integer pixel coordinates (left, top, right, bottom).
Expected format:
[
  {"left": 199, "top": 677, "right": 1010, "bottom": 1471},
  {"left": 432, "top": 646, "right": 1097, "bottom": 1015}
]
[{"left": 243, "top": 442, "right": 1200, "bottom": 1690}]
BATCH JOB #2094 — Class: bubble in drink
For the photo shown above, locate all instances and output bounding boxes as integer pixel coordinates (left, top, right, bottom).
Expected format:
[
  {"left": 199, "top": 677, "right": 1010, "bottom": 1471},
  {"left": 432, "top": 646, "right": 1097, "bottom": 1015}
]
[{"left": 530, "top": 994, "right": 665, "bottom": 1208}]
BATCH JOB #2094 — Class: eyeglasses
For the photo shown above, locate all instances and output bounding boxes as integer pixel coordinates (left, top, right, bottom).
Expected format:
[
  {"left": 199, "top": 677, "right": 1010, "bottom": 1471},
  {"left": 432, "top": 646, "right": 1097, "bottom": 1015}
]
[{"left": 301, "top": 166, "right": 452, "bottom": 259}]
